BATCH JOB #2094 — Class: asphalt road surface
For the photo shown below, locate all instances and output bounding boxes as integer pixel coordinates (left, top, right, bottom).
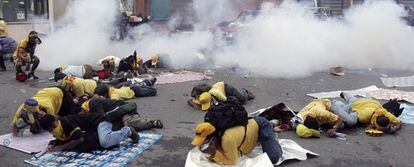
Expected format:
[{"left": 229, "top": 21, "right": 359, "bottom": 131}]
[{"left": 0, "top": 62, "right": 413, "bottom": 167}]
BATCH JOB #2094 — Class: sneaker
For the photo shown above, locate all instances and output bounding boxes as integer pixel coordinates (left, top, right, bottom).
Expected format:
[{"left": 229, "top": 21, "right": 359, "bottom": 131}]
[
  {"left": 128, "top": 126, "right": 140, "bottom": 143},
  {"left": 242, "top": 89, "right": 255, "bottom": 100},
  {"left": 28, "top": 73, "right": 39, "bottom": 79}
]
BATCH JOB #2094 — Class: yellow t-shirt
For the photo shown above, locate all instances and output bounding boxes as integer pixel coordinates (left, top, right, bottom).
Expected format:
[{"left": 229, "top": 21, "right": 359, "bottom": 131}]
[
  {"left": 208, "top": 82, "right": 227, "bottom": 101},
  {"left": 212, "top": 119, "right": 259, "bottom": 165},
  {"left": 12, "top": 87, "right": 63, "bottom": 125},
  {"left": 352, "top": 99, "right": 400, "bottom": 125},
  {"left": 298, "top": 99, "right": 338, "bottom": 125},
  {"left": 109, "top": 86, "right": 135, "bottom": 100},
  {"left": 68, "top": 77, "right": 97, "bottom": 97}
]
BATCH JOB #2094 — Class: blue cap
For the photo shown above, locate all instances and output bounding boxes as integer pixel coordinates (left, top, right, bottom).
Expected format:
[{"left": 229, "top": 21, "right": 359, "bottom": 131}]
[{"left": 25, "top": 99, "right": 38, "bottom": 107}]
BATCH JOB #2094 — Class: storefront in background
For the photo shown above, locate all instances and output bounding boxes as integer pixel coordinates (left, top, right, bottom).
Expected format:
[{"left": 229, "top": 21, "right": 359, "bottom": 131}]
[{"left": 0, "top": 0, "right": 56, "bottom": 41}]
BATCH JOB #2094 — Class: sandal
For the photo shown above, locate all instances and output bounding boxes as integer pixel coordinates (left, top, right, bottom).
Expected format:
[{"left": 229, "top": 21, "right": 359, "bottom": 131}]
[{"left": 153, "top": 120, "right": 163, "bottom": 129}]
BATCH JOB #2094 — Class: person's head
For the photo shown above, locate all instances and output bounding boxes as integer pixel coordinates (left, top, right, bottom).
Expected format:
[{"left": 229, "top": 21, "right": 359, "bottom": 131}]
[
  {"left": 28, "top": 31, "right": 41, "bottom": 44},
  {"left": 191, "top": 83, "right": 212, "bottom": 98},
  {"left": 304, "top": 116, "right": 319, "bottom": 130},
  {"left": 38, "top": 114, "right": 58, "bottom": 132},
  {"left": 151, "top": 55, "right": 159, "bottom": 66},
  {"left": 375, "top": 116, "right": 390, "bottom": 131},
  {"left": 383, "top": 99, "right": 404, "bottom": 117},
  {"left": 54, "top": 72, "right": 67, "bottom": 82},
  {"left": 94, "top": 84, "right": 109, "bottom": 98},
  {"left": 191, "top": 122, "right": 216, "bottom": 146}
]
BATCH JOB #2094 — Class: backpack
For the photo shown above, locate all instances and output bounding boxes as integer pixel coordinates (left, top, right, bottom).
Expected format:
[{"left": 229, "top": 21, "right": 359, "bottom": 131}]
[
  {"left": 204, "top": 97, "right": 249, "bottom": 150},
  {"left": 16, "top": 72, "right": 28, "bottom": 82}
]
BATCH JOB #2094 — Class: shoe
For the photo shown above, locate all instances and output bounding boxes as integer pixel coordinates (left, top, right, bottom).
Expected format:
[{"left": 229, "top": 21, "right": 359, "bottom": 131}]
[
  {"left": 242, "top": 88, "right": 255, "bottom": 100},
  {"left": 340, "top": 92, "right": 345, "bottom": 99},
  {"left": 151, "top": 77, "right": 157, "bottom": 86},
  {"left": 152, "top": 120, "right": 163, "bottom": 129},
  {"left": 28, "top": 73, "right": 39, "bottom": 79},
  {"left": 128, "top": 126, "right": 140, "bottom": 143}
]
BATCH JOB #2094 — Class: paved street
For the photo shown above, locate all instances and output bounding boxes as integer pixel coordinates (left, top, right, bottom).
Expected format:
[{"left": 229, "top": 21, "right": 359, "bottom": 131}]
[{"left": 0, "top": 61, "right": 413, "bottom": 167}]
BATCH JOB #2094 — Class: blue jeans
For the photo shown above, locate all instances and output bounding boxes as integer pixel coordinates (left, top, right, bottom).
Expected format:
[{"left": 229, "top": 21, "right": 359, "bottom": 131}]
[
  {"left": 253, "top": 116, "right": 282, "bottom": 164},
  {"left": 97, "top": 121, "right": 131, "bottom": 148},
  {"left": 331, "top": 92, "right": 360, "bottom": 127}
]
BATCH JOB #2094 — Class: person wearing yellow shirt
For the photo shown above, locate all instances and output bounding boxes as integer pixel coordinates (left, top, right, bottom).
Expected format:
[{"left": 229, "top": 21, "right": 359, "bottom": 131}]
[
  {"left": 191, "top": 116, "right": 282, "bottom": 165},
  {"left": 58, "top": 76, "right": 98, "bottom": 104},
  {"left": 12, "top": 31, "right": 41, "bottom": 79},
  {"left": 296, "top": 99, "right": 344, "bottom": 138},
  {"left": 117, "top": 51, "right": 147, "bottom": 75},
  {"left": 189, "top": 82, "right": 255, "bottom": 111},
  {"left": 331, "top": 92, "right": 402, "bottom": 135},
  {"left": 94, "top": 80, "right": 157, "bottom": 101},
  {"left": 11, "top": 87, "right": 64, "bottom": 135}
]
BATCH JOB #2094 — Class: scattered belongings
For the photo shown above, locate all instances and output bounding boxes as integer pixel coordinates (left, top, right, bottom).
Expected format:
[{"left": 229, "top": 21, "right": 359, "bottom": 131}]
[
  {"left": 185, "top": 139, "right": 318, "bottom": 167},
  {"left": 0, "top": 130, "right": 54, "bottom": 154},
  {"left": 330, "top": 67, "right": 345, "bottom": 76},
  {"left": 399, "top": 103, "right": 414, "bottom": 124},
  {"left": 307, "top": 85, "right": 379, "bottom": 99},
  {"left": 358, "top": 88, "right": 414, "bottom": 104},
  {"left": 380, "top": 75, "right": 414, "bottom": 87},
  {"left": 249, "top": 103, "right": 297, "bottom": 132},
  {"left": 25, "top": 133, "right": 162, "bottom": 167},
  {"left": 156, "top": 70, "right": 212, "bottom": 85}
]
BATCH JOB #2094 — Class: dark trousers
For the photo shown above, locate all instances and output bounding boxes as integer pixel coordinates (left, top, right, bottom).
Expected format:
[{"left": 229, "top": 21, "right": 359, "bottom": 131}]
[
  {"left": 253, "top": 116, "right": 283, "bottom": 164},
  {"left": 0, "top": 53, "right": 5, "bottom": 70},
  {"left": 225, "top": 84, "right": 249, "bottom": 104},
  {"left": 131, "top": 85, "right": 157, "bottom": 97}
]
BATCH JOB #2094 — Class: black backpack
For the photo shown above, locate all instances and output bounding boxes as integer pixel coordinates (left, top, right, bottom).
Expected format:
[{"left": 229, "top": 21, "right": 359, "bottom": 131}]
[
  {"left": 204, "top": 97, "right": 249, "bottom": 150},
  {"left": 205, "top": 97, "right": 248, "bottom": 130}
]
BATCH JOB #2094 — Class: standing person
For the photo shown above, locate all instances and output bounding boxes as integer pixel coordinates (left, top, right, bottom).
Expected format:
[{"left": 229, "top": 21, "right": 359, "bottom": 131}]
[
  {"left": 0, "top": 19, "right": 17, "bottom": 71},
  {"left": 13, "top": 31, "right": 41, "bottom": 79}
]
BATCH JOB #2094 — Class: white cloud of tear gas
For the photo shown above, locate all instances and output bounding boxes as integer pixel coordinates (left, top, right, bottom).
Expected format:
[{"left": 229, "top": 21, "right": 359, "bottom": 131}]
[
  {"left": 214, "top": 0, "right": 414, "bottom": 78},
  {"left": 35, "top": 0, "right": 215, "bottom": 70},
  {"left": 36, "top": 0, "right": 414, "bottom": 79},
  {"left": 192, "top": 0, "right": 243, "bottom": 29},
  {"left": 36, "top": 0, "right": 121, "bottom": 69}
]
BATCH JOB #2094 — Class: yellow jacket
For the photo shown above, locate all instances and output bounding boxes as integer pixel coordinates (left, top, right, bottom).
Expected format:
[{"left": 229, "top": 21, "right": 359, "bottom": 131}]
[
  {"left": 212, "top": 119, "right": 259, "bottom": 165},
  {"left": 109, "top": 86, "right": 135, "bottom": 100},
  {"left": 298, "top": 99, "right": 338, "bottom": 125},
  {"left": 65, "top": 77, "right": 97, "bottom": 97},
  {"left": 12, "top": 87, "right": 63, "bottom": 125},
  {"left": 208, "top": 82, "right": 227, "bottom": 101},
  {"left": 352, "top": 99, "right": 400, "bottom": 125},
  {"left": 13, "top": 38, "right": 29, "bottom": 59}
]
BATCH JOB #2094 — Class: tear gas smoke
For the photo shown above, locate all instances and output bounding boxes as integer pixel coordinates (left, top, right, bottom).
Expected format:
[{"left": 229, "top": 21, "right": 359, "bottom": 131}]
[{"left": 36, "top": 0, "right": 414, "bottom": 78}]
